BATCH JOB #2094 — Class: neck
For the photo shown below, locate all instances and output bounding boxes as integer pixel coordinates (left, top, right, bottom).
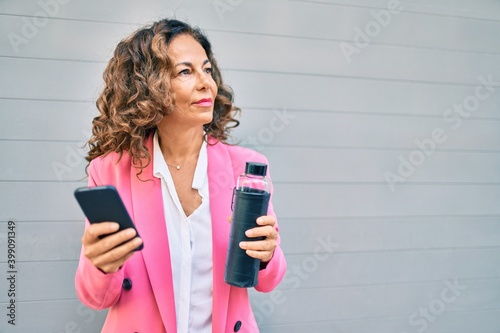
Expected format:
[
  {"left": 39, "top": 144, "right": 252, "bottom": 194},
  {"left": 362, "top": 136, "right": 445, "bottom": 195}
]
[{"left": 156, "top": 124, "right": 204, "bottom": 164}]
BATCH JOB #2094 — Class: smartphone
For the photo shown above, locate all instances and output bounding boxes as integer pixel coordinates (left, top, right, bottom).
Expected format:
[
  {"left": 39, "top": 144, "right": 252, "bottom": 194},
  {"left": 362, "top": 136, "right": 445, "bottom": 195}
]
[{"left": 74, "top": 185, "right": 143, "bottom": 251}]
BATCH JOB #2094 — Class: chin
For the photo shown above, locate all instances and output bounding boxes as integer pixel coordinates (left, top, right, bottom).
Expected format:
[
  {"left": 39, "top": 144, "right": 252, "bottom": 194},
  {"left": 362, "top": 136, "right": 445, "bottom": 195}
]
[{"left": 201, "top": 112, "right": 214, "bottom": 124}]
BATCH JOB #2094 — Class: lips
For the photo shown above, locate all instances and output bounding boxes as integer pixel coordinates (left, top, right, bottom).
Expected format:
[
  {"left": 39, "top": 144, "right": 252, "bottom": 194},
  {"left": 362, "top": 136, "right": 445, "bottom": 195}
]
[{"left": 194, "top": 98, "right": 213, "bottom": 107}]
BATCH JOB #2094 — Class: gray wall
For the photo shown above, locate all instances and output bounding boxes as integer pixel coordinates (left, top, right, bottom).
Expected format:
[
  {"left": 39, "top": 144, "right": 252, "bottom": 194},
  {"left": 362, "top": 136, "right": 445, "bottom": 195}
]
[{"left": 1, "top": 0, "right": 499, "bottom": 332}]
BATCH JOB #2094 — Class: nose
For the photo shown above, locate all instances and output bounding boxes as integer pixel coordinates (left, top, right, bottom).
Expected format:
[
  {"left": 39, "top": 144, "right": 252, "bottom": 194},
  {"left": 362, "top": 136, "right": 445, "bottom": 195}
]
[{"left": 196, "top": 70, "right": 212, "bottom": 90}]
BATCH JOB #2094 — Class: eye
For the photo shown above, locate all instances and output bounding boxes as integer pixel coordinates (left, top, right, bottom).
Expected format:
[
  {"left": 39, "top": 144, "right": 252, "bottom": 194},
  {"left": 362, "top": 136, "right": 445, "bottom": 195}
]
[
  {"left": 178, "top": 68, "right": 190, "bottom": 76},
  {"left": 204, "top": 67, "right": 213, "bottom": 74}
]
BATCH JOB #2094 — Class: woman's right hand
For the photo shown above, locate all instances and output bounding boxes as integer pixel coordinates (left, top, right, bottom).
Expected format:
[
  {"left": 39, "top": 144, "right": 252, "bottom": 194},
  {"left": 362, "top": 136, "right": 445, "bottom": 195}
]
[{"left": 81, "top": 222, "right": 143, "bottom": 274}]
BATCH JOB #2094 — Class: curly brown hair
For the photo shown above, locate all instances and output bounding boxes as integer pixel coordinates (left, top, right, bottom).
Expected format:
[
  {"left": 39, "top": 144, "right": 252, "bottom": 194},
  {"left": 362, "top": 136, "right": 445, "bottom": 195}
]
[{"left": 86, "top": 18, "right": 240, "bottom": 174}]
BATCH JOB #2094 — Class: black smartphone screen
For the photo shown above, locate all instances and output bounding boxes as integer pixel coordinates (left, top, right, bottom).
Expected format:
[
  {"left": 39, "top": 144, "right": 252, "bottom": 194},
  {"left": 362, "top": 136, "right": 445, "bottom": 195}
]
[{"left": 74, "top": 185, "right": 143, "bottom": 251}]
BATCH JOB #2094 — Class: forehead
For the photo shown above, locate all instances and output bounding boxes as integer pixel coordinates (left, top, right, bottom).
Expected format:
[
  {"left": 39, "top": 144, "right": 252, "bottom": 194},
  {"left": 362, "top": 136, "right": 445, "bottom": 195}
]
[{"left": 167, "top": 34, "right": 208, "bottom": 63}]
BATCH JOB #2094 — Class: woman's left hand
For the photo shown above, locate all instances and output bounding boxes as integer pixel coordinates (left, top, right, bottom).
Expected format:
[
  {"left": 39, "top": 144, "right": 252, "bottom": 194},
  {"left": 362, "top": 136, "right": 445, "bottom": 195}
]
[{"left": 239, "top": 215, "right": 278, "bottom": 264}]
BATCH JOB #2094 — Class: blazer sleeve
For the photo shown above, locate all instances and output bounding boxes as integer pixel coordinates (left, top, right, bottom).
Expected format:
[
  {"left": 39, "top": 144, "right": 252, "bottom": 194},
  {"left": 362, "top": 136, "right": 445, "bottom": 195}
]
[
  {"left": 254, "top": 162, "right": 286, "bottom": 293},
  {"left": 74, "top": 159, "right": 125, "bottom": 310}
]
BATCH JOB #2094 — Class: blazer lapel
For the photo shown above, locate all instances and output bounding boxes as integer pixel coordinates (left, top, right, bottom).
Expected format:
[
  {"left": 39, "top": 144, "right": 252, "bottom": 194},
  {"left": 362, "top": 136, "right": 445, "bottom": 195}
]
[
  {"left": 207, "top": 138, "right": 235, "bottom": 333},
  {"left": 130, "top": 135, "right": 177, "bottom": 333}
]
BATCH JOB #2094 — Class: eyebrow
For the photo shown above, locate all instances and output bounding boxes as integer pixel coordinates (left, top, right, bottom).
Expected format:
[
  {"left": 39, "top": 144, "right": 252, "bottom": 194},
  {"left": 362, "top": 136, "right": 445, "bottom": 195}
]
[{"left": 174, "top": 59, "right": 211, "bottom": 68}]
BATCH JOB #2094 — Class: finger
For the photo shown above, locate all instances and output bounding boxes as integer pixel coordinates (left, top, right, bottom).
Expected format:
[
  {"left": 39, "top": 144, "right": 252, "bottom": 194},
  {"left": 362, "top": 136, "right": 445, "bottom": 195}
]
[
  {"left": 91, "top": 237, "right": 143, "bottom": 272},
  {"left": 240, "top": 239, "right": 276, "bottom": 252},
  {"left": 227, "top": 216, "right": 232, "bottom": 224},
  {"left": 95, "top": 237, "right": 141, "bottom": 268},
  {"left": 82, "top": 222, "right": 120, "bottom": 244},
  {"left": 245, "top": 225, "right": 278, "bottom": 239},
  {"left": 97, "top": 250, "right": 136, "bottom": 274},
  {"left": 84, "top": 228, "right": 138, "bottom": 258},
  {"left": 256, "top": 215, "right": 276, "bottom": 227},
  {"left": 100, "top": 228, "right": 138, "bottom": 252},
  {"left": 244, "top": 249, "right": 274, "bottom": 262}
]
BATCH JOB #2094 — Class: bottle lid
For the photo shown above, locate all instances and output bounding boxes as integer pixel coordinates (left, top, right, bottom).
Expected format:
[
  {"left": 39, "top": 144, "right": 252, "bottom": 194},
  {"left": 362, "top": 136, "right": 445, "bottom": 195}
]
[{"left": 245, "top": 162, "right": 267, "bottom": 176}]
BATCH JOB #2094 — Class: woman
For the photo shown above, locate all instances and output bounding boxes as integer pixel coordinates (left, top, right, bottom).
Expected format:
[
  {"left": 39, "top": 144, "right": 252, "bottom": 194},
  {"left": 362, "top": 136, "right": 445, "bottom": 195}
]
[{"left": 75, "top": 18, "right": 286, "bottom": 333}]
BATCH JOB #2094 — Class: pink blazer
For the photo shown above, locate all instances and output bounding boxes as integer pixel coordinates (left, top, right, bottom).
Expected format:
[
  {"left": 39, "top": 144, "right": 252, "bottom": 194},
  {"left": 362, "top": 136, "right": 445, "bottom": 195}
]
[{"left": 75, "top": 135, "right": 286, "bottom": 333}]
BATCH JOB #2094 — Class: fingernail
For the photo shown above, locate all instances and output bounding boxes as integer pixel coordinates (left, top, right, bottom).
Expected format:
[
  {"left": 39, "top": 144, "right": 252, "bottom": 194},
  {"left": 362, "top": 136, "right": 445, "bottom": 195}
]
[
  {"left": 110, "top": 223, "right": 120, "bottom": 231},
  {"left": 257, "top": 217, "right": 264, "bottom": 223},
  {"left": 126, "top": 228, "right": 136, "bottom": 237},
  {"left": 245, "top": 230, "right": 251, "bottom": 237},
  {"left": 239, "top": 241, "right": 246, "bottom": 249}
]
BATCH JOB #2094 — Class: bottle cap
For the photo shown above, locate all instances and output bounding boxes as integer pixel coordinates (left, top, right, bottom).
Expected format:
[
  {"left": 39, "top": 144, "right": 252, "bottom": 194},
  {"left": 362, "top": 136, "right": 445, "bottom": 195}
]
[{"left": 245, "top": 162, "right": 267, "bottom": 176}]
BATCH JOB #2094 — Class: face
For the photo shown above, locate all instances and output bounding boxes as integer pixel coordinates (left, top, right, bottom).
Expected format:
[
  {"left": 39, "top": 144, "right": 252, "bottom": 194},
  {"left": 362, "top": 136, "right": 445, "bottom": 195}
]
[{"left": 162, "top": 34, "right": 218, "bottom": 130}]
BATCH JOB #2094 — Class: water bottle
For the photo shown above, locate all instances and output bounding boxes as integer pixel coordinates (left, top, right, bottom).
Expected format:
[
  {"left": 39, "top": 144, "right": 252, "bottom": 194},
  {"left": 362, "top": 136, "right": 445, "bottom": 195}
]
[{"left": 224, "top": 162, "right": 271, "bottom": 288}]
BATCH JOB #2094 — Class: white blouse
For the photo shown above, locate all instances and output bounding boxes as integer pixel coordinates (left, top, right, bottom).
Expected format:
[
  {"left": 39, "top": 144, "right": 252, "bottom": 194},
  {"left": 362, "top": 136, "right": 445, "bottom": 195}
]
[{"left": 153, "top": 131, "right": 213, "bottom": 333}]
